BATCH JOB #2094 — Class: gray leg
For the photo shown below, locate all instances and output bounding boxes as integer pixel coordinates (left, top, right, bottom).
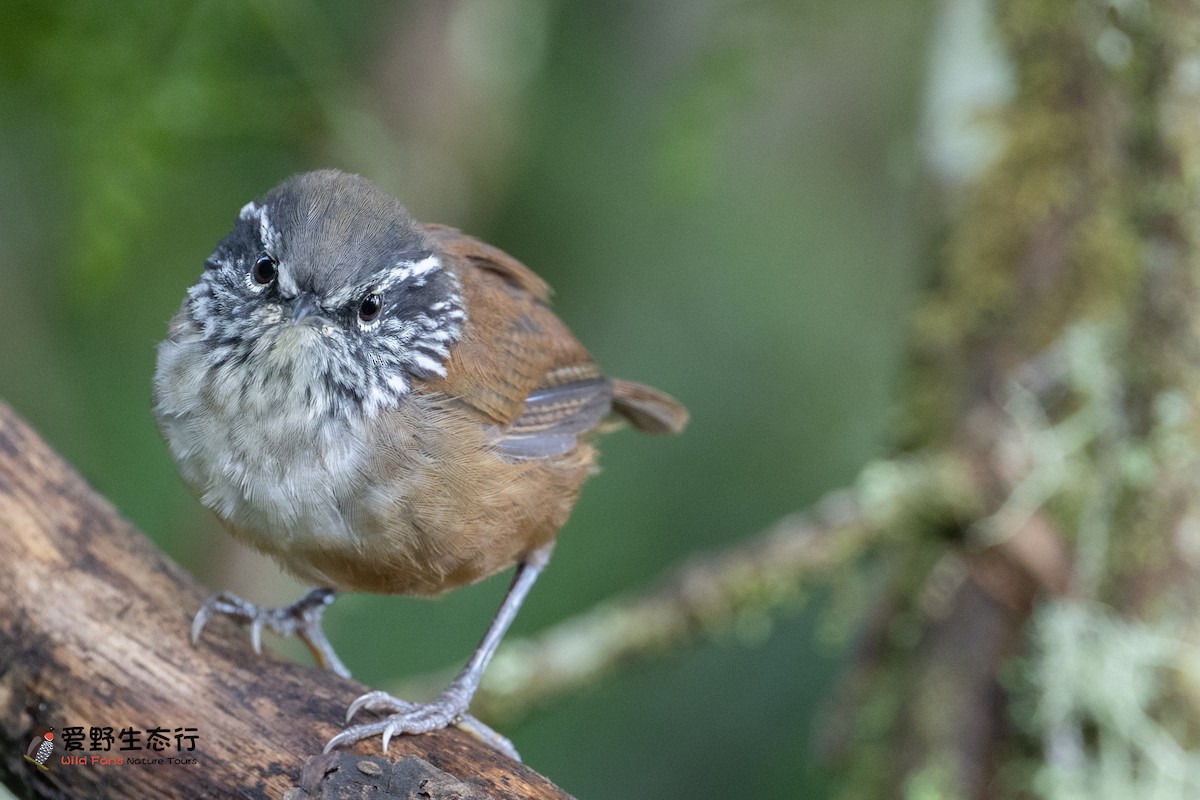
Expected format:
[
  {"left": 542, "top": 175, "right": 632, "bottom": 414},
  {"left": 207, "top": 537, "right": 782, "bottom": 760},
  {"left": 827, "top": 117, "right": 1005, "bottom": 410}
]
[
  {"left": 192, "top": 587, "right": 350, "bottom": 678},
  {"left": 323, "top": 543, "right": 554, "bottom": 758}
]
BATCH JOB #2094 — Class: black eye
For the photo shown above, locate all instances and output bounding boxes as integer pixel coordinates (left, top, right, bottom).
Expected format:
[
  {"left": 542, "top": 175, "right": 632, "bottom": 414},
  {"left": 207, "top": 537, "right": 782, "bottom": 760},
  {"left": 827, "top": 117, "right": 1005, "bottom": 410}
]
[
  {"left": 252, "top": 254, "right": 277, "bottom": 285},
  {"left": 359, "top": 291, "right": 383, "bottom": 322}
]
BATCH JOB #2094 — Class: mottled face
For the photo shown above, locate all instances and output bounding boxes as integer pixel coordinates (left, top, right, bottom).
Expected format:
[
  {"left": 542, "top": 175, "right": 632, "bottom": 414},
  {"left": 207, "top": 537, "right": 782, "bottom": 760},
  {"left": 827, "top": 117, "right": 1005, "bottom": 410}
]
[{"left": 185, "top": 170, "right": 465, "bottom": 418}]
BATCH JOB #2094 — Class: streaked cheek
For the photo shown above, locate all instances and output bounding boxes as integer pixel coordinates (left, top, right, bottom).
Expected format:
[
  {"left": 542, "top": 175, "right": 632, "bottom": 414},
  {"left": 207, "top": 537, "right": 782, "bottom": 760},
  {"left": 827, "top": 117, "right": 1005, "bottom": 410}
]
[{"left": 258, "top": 304, "right": 286, "bottom": 326}]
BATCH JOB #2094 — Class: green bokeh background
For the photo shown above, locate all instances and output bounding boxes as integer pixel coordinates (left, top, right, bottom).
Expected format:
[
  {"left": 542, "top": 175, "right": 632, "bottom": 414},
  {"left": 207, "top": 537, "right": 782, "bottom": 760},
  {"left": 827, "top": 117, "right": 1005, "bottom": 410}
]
[{"left": 0, "top": 2, "right": 930, "bottom": 797}]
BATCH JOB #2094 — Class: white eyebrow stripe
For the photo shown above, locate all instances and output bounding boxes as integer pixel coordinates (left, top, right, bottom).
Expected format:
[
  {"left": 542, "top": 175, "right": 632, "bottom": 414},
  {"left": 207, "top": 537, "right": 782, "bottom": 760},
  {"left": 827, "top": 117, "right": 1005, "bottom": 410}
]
[
  {"left": 239, "top": 201, "right": 259, "bottom": 221},
  {"left": 376, "top": 255, "right": 443, "bottom": 288},
  {"left": 258, "top": 205, "right": 281, "bottom": 253},
  {"left": 320, "top": 257, "right": 447, "bottom": 308},
  {"left": 406, "top": 254, "right": 440, "bottom": 277}
]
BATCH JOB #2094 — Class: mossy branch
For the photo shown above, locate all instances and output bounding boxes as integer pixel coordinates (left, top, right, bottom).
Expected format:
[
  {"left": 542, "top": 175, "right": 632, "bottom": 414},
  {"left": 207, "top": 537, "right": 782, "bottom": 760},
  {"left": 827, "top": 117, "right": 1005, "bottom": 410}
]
[{"left": 390, "top": 454, "right": 982, "bottom": 727}]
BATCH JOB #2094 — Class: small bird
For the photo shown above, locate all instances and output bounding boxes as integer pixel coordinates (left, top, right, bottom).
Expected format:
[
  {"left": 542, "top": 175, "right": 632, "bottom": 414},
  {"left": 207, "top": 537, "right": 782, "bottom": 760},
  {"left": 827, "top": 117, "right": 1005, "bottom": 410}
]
[
  {"left": 154, "top": 170, "right": 687, "bottom": 755},
  {"left": 25, "top": 729, "right": 54, "bottom": 770}
]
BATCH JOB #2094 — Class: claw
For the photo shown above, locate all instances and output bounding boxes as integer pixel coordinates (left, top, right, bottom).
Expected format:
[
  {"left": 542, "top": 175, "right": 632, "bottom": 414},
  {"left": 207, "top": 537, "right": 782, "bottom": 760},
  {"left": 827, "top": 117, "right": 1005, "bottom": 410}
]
[
  {"left": 322, "top": 720, "right": 387, "bottom": 754},
  {"left": 455, "top": 716, "right": 521, "bottom": 762},
  {"left": 250, "top": 617, "right": 265, "bottom": 654},
  {"left": 190, "top": 608, "right": 209, "bottom": 644},
  {"left": 325, "top": 698, "right": 519, "bottom": 760},
  {"left": 345, "top": 690, "right": 415, "bottom": 722},
  {"left": 320, "top": 544, "right": 553, "bottom": 760},
  {"left": 328, "top": 690, "right": 467, "bottom": 752},
  {"left": 345, "top": 692, "right": 373, "bottom": 722},
  {"left": 192, "top": 592, "right": 239, "bottom": 644},
  {"left": 191, "top": 588, "right": 350, "bottom": 678}
]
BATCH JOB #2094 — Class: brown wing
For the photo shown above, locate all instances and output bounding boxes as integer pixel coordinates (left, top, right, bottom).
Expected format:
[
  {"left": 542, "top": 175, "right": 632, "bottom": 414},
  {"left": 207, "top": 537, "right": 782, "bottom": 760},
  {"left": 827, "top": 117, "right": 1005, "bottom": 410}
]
[
  {"left": 422, "top": 225, "right": 614, "bottom": 458},
  {"left": 424, "top": 222, "right": 551, "bottom": 302}
]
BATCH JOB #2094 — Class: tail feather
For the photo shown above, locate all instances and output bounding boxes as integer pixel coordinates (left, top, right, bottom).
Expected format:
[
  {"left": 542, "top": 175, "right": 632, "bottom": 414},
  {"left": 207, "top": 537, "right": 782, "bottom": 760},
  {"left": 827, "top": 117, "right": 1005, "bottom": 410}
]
[{"left": 610, "top": 378, "right": 689, "bottom": 435}]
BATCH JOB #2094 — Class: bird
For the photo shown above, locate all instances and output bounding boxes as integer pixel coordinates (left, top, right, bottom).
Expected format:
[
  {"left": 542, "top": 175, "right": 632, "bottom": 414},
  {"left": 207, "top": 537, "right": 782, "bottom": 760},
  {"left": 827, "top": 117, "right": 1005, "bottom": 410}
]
[
  {"left": 25, "top": 729, "right": 54, "bottom": 770},
  {"left": 153, "top": 169, "right": 687, "bottom": 755}
]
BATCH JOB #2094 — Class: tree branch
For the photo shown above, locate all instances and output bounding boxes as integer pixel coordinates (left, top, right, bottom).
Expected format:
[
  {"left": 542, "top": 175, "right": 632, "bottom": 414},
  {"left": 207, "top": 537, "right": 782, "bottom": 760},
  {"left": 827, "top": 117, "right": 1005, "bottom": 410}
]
[
  {"left": 408, "top": 455, "right": 983, "bottom": 727},
  {"left": 0, "top": 401, "right": 570, "bottom": 800}
]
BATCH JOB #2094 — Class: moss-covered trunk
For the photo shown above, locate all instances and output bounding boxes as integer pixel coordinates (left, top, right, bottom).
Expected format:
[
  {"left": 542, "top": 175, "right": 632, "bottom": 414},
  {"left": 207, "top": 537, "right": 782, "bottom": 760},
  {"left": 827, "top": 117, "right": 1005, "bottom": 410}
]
[{"left": 829, "top": 1, "right": 1200, "bottom": 797}]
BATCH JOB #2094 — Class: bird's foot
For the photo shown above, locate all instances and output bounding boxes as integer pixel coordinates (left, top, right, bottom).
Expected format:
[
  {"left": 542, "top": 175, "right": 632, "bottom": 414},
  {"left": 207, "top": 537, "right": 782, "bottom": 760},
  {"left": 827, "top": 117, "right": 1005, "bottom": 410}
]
[
  {"left": 324, "top": 688, "right": 520, "bottom": 761},
  {"left": 191, "top": 588, "right": 350, "bottom": 678}
]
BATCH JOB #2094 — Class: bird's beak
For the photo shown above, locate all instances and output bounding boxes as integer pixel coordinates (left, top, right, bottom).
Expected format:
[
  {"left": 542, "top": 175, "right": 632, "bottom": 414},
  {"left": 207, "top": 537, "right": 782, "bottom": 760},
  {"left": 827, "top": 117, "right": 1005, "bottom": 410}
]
[{"left": 290, "top": 292, "right": 325, "bottom": 326}]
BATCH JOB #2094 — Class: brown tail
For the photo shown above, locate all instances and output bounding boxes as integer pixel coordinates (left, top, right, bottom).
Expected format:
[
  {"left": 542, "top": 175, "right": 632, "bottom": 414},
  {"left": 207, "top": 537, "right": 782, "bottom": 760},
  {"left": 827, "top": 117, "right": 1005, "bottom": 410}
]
[{"left": 611, "top": 379, "right": 689, "bottom": 435}]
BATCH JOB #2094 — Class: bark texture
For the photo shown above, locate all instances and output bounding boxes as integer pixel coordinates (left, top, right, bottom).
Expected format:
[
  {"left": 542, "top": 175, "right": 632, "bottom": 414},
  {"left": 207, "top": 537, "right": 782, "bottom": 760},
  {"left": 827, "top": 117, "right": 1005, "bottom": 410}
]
[{"left": 0, "top": 401, "right": 570, "bottom": 800}]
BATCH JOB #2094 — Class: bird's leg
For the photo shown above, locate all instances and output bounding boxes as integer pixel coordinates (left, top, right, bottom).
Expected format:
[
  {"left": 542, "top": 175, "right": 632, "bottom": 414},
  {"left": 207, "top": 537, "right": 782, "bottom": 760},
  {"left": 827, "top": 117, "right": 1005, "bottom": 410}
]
[
  {"left": 324, "top": 542, "right": 555, "bottom": 759},
  {"left": 192, "top": 587, "right": 351, "bottom": 679}
]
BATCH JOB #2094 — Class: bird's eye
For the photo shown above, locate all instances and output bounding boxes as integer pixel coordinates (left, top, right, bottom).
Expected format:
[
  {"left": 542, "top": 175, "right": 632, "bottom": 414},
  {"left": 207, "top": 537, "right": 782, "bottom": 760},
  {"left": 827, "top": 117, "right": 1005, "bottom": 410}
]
[
  {"left": 252, "top": 254, "right": 278, "bottom": 285},
  {"left": 359, "top": 291, "right": 383, "bottom": 322}
]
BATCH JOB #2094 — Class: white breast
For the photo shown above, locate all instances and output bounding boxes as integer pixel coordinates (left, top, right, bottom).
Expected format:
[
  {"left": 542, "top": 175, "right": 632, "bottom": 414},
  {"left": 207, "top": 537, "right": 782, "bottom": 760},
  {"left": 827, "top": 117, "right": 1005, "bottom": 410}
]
[{"left": 153, "top": 328, "right": 370, "bottom": 555}]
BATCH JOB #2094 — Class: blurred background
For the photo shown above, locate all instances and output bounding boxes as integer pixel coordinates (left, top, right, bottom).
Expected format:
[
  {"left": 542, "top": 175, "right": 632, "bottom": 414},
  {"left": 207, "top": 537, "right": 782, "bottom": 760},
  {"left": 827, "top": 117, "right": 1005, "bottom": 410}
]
[{"left": 0, "top": 1, "right": 932, "bottom": 797}]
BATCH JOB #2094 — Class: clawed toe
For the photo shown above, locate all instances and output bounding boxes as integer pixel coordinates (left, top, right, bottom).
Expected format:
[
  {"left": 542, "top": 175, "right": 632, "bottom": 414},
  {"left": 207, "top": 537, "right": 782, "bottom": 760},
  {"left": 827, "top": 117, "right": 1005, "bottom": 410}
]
[
  {"left": 193, "top": 590, "right": 274, "bottom": 650},
  {"left": 453, "top": 715, "right": 522, "bottom": 762},
  {"left": 326, "top": 687, "right": 463, "bottom": 746},
  {"left": 320, "top": 547, "right": 555, "bottom": 761},
  {"left": 325, "top": 699, "right": 463, "bottom": 754},
  {"left": 345, "top": 690, "right": 418, "bottom": 722},
  {"left": 325, "top": 689, "right": 520, "bottom": 760},
  {"left": 191, "top": 588, "right": 350, "bottom": 678}
]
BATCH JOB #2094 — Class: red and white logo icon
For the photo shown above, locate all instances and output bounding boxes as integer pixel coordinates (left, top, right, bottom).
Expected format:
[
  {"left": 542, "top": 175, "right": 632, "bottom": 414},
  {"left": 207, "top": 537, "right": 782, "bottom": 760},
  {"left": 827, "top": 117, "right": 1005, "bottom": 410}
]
[{"left": 24, "top": 726, "right": 54, "bottom": 771}]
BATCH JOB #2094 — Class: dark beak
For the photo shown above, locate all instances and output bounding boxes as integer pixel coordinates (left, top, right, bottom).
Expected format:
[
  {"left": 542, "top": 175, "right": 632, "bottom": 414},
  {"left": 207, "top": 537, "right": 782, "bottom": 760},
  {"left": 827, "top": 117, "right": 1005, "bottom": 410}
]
[{"left": 290, "top": 292, "right": 324, "bottom": 325}]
